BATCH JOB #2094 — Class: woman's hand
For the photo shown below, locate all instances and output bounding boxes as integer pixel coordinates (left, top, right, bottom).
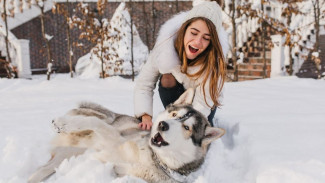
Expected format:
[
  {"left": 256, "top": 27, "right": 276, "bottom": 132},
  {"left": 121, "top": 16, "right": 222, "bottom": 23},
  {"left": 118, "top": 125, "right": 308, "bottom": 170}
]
[{"left": 138, "top": 114, "right": 153, "bottom": 130}]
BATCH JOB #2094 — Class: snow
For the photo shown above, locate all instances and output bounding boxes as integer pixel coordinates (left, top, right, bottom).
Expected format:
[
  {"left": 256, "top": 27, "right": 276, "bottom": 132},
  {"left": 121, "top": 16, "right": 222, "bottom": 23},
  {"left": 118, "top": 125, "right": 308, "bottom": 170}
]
[
  {"left": 5, "top": 0, "right": 53, "bottom": 30},
  {"left": 0, "top": 74, "right": 325, "bottom": 183},
  {"left": 75, "top": 53, "right": 101, "bottom": 78},
  {"left": 312, "top": 52, "right": 319, "bottom": 58},
  {"left": 320, "top": 26, "right": 325, "bottom": 35},
  {"left": 45, "top": 34, "right": 53, "bottom": 41},
  {"left": 75, "top": 2, "right": 148, "bottom": 78}
]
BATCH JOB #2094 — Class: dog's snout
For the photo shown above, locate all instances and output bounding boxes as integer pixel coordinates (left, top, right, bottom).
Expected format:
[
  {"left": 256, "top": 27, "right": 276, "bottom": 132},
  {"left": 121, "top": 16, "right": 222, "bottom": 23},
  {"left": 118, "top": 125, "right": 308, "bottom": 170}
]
[{"left": 158, "top": 121, "right": 169, "bottom": 131}]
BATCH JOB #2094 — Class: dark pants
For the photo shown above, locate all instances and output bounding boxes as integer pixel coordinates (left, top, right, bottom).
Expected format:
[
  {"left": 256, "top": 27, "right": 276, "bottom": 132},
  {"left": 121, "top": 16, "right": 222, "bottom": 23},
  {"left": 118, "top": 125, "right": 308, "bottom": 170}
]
[{"left": 158, "top": 79, "right": 216, "bottom": 126}]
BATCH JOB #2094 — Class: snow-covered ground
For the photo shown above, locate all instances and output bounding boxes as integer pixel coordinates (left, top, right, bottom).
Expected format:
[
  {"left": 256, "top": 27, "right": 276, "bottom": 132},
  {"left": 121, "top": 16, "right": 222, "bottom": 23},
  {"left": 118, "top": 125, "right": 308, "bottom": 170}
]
[{"left": 0, "top": 74, "right": 325, "bottom": 183}]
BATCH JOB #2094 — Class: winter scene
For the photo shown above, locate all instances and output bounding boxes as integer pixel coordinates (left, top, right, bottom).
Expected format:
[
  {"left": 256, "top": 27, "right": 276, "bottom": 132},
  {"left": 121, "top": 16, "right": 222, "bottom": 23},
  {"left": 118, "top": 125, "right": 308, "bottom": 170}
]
[{"left": 1, "top": 0, "right": 325, "bottom": 183}]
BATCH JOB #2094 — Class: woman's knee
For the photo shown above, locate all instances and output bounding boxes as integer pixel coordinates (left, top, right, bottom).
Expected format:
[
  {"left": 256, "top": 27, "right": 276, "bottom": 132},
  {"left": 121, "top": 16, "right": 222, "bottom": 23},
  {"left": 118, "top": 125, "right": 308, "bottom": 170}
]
[{"left": 160, "top": 74, "right": 177, "bottom": 88}]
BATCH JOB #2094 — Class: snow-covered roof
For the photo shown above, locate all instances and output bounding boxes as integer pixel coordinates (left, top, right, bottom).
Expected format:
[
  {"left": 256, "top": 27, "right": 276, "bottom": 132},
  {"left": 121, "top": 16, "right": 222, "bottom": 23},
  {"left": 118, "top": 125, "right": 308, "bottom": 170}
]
[{"left": 6, "top": 1, "right": 53, "bottom": 30}]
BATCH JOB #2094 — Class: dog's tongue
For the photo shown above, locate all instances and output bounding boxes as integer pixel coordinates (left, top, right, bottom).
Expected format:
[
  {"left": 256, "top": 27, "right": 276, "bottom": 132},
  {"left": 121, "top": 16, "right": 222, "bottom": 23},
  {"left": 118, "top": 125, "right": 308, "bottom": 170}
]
[
  {"left": 157, "top": 135, "right": 163, "bottom": 142},
  {"left": 152, "top": 133, "right": 169, "bottom": 147}
]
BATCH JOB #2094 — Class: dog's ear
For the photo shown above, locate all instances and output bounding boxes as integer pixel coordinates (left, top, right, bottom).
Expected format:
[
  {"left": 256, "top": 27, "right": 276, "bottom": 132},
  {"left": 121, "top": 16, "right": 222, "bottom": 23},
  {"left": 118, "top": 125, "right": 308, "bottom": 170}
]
[
  {"left": 202, "top": 127, "right": 225, "bottom": 150},
  {"left": 173, "top": 88, "right": 195, "bottom": 105}
]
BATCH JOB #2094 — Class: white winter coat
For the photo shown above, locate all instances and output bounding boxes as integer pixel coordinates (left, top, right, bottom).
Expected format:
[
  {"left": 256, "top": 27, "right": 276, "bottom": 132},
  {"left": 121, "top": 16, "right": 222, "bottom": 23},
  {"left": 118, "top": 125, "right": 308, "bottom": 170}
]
[{"left": 134, "top": 12, "right": 229, "bottom": 118}]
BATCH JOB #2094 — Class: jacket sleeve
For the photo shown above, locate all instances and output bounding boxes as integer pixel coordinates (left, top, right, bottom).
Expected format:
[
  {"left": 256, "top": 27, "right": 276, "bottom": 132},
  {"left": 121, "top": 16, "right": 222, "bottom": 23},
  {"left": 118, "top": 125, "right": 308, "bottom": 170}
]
[
  {"left": 192, "top": 76, "right": 224, "bottom": 117},
  {"left": 171, "top": 65, "right": 196, "bottom": 88},
  {"left": 192, "top": 82, "right": 215, "bottom": 117},
  {"left": 171, "top": 66, "right": 212, "bottom": 117},
  {"left": 134, "top": 51, "right": 160, "bottom": 118},
  {"left": 172, "top": 67, "right": 222, "bottom": 118}
]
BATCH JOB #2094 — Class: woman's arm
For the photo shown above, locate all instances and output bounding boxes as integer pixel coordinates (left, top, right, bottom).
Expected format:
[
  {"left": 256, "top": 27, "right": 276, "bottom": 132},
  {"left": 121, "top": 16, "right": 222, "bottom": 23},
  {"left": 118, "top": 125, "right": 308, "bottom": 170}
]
[{"left": 134, "top": 51, "right": 160, "bottom": 119}]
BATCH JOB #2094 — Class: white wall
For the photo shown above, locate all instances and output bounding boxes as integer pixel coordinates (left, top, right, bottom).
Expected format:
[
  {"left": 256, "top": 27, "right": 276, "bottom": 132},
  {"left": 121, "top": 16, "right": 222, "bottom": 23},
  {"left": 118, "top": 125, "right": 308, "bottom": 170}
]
[
  {"left": 271, "top": 35, "right": 286, "bottom": 77},
  {"left": 14, "top": 39, "right": 32, "bottom": 78}
]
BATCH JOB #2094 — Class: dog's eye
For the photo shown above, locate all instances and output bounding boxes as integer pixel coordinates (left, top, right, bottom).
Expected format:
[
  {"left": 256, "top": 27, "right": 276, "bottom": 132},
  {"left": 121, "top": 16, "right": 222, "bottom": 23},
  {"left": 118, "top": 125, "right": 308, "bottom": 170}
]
[
  {"left": 172, "top": 112, "right": 177, "bottom": 117},
  {"left": 183, "top": 125, "right": 189, "bottom": 130},
  {"left": 177, "top": 111, "right": 194, "bottom": 121}
]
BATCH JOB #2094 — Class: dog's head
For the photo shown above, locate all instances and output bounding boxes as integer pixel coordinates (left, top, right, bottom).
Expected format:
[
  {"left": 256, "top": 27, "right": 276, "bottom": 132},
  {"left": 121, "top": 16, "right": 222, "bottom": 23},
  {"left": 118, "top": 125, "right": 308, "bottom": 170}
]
[{"left": 149, "top": 88, "right": 225, "bottom": 171}]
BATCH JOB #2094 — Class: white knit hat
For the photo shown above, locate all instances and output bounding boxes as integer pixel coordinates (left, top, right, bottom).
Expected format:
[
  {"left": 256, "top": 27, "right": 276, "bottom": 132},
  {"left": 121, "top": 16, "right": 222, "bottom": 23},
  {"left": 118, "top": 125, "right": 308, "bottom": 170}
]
[{"left": 185, "top": 1, "right": 223, "bottom": 33}]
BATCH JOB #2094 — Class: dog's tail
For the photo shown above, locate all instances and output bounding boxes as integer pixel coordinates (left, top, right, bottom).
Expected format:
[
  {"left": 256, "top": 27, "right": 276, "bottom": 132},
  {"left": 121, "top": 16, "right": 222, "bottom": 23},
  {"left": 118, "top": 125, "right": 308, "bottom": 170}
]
[
  {"left": 28, "top": 147, "right": 86, "bottom": 183},
  {"left": 78, "top": 102, "right": 121, "bottom": 119}
]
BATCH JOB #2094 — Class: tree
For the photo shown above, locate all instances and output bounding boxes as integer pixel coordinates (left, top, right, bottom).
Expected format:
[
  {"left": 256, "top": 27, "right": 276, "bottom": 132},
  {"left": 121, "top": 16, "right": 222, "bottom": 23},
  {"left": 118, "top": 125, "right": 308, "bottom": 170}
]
[
  {"left": 53, "top": 0, "right": 74, "bottom": 78},
  {"left": 271, "top": 0, "right": 307, "bottom": 75},
  {"left": 72, "top": 2, "right": 148, "bottom": 78},
  {"left": 250, "top": 0, "right": 325, "bottom": 76},
  {"left": 34, "top": 0, "right": 53, "bottom": 80},
  {"left": 141, "top": 0, "right": 150, "bottom": 49},
  {"left": 223, "top": 0, "right": 255, "bottom": 81},
  {"left": 107, "top": 2, "right": 147, "bottom": 76},
  {"left": 0, "top": 0, "right": 26, "bottom": 78},
  {"left": 151, "top": 0, "right": 157, "bottom": 48},
  {"left": 311, "top": 0, "right": 324, "bottom": 53},
  {"left": 1, "top": 0, "right": 13, "bottom": 78},
  {"left": 72, "top": 1, "right": 120, "bottom": 78},
  {"left": 230, "top": 0, "right": 239, "bottom": 81},
  {"left": 310, "top": 0, "right": 325, "bottom": 72},
  {"left": 128, "top": 0, "right": 135, "bottom": 81}
]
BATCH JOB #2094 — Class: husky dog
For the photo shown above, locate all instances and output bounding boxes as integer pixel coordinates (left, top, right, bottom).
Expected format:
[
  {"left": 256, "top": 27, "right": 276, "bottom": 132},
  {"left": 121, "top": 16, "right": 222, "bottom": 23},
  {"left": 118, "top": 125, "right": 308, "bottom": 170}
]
[{"left": 28, "top": 89, "right": 225, "bottom": 183}]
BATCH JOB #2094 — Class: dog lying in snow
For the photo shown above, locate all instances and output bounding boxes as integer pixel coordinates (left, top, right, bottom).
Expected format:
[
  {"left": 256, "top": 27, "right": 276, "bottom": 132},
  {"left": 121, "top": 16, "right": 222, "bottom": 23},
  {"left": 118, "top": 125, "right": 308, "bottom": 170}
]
[{"left": 28, "top": 88, "right": 225, "bottom": 183}]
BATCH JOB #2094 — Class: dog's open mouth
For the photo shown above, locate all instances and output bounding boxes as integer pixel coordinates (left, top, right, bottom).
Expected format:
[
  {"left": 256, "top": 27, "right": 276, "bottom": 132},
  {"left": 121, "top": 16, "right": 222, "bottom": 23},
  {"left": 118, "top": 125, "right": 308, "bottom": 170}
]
[{"left": 151, "top": 132, "right": 169, "bottom": 147}]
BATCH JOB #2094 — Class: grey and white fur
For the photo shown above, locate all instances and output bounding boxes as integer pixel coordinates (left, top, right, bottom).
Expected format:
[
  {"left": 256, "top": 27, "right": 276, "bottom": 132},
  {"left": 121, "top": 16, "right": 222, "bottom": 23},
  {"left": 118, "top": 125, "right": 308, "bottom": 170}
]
[{"left": 28, "top": 88, "right": 225, "bottom": 183}]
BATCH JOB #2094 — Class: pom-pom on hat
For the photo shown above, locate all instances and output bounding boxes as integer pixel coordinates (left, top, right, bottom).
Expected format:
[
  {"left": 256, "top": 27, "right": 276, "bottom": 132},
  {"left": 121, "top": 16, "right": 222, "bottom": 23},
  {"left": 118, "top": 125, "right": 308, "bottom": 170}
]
[{"left": 185, "top": 1, "right": 223, "bottom": 33}]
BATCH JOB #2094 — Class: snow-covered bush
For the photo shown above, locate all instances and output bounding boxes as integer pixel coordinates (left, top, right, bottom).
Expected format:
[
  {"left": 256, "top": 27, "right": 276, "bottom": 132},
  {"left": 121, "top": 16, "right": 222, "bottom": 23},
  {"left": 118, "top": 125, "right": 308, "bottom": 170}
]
[{"left": 75, "top": 2, "right": 148, "bottom": 79}]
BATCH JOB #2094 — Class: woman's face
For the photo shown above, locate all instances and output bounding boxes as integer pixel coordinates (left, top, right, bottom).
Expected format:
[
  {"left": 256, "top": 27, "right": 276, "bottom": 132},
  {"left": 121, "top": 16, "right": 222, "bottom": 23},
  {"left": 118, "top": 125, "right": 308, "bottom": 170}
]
[{"left": 183, "top": 19, "right": 211, "bottom": 60}]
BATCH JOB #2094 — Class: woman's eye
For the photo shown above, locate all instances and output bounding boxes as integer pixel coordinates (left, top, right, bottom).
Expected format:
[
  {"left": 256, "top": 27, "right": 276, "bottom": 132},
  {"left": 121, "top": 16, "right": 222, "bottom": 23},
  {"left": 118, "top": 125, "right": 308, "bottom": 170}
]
[
  {"left": 203, "top": 37, "right": 210, "bottom": 41},
  {"left": 184, "top": 125, "right": 189, "bottom": 130},
  {"left": 191, "top": 32, "right": 198, "bottom": 36}
]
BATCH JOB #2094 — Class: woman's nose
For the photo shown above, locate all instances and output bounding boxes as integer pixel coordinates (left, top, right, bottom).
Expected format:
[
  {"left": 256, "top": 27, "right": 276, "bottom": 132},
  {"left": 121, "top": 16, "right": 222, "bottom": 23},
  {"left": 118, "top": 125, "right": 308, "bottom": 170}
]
[{"left": 194, "top": 37, "right": 203, "bottom": 48}]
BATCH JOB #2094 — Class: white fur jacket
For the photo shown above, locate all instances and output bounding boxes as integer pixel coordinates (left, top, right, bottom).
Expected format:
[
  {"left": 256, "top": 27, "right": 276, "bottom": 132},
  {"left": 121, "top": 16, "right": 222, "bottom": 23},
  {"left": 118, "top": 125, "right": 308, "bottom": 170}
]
[{"left": 134, "top": 12, "right": 229, "bottom": 118}]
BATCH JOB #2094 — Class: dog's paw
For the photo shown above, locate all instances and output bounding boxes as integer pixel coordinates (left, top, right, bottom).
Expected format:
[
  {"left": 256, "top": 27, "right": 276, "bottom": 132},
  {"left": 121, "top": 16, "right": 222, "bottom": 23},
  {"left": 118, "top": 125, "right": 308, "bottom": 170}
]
[
  {"left": 52, "top": 118, "right": 67, "bottom": 133},
  {"left": 52, "top": 116, "right": 95, "bottom": 133},
  {"left": 52, "top": 117, "right": 78, "bottom": 133}
]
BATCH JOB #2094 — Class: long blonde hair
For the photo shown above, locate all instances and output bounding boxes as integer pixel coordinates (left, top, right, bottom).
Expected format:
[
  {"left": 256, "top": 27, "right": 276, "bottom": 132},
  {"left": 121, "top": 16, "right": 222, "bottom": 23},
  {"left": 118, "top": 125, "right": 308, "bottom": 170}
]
[{"left": 174, "top": 17, "right": 226, "bottom": 108}]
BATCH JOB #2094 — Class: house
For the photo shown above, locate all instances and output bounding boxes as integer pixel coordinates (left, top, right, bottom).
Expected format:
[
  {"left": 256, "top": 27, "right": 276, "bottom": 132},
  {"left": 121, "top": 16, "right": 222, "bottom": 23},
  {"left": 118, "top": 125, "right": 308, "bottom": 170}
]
[
  {"left": 1, "top": 0, "right": 192, "bottom": 77},
  {"left": 221, "top": 0, "right": 325, "bottom": 80},
  {"left": 1, "top": 0, "right": 324, "bottom": 80}
]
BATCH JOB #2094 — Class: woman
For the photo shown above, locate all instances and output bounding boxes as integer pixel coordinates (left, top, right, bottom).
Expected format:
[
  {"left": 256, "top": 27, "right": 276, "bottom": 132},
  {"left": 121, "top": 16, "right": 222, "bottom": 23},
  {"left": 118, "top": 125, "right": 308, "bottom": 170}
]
[{"left": 134, "top": 1, "right": 228, "bottom": 130}]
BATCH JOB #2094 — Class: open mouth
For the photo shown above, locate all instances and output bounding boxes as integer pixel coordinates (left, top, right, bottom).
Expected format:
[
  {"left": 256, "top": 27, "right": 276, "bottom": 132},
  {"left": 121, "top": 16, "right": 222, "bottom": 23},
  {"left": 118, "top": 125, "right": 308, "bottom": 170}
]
[
  {"left": 189, "top": 45, "right": 199, "bottom": 53},
  {"left": 151, "top": 132, "right": 169, "bottom": 147}
]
